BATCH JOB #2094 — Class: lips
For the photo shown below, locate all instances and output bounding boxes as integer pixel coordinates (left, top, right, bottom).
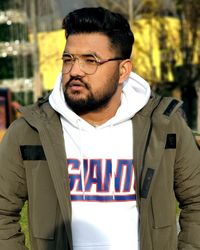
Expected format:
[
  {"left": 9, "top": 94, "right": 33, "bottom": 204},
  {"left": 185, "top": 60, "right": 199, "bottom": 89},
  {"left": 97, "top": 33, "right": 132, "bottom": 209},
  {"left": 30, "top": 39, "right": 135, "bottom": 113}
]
[{"left": 68, "top": 81, "right": 88, "bottom": 91}]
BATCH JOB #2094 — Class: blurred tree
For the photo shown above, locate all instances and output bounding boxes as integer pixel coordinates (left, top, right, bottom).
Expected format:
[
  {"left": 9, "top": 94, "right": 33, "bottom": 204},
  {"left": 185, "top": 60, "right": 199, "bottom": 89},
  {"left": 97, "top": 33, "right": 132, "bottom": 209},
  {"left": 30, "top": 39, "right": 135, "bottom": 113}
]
[
  {"left": 88, "top": 0, "right": 147, "bottom": 23},
  {"left": 176, "top": 0, "right": 200, "bottom": 129},
  {"left": 90, "top": 0, "right": 200, "bottom": 129},
  {"left": 156, "top": 0, "right": 200, "bottom": 129}
]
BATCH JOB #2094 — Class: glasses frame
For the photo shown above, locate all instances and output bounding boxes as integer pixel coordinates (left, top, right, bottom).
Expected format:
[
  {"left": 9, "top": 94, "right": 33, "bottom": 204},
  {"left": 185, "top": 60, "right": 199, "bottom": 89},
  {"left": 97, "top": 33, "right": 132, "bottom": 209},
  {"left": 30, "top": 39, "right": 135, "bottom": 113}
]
[{"left": 61, "top": 52, "right": 125, "bottom": 75}]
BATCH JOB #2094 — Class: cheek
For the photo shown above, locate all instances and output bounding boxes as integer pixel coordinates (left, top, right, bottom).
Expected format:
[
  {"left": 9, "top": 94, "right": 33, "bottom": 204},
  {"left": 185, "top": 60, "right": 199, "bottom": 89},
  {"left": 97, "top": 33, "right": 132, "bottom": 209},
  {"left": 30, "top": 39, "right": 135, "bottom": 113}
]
[
  {"left": 91, "top": 79, "right": 113, "bottom": 97},
  {"left": 61, "top": 74, "right": 71, "bottom": 90},
  {"left": 61, "top": 74, "right": 68, "bottom": 84}
]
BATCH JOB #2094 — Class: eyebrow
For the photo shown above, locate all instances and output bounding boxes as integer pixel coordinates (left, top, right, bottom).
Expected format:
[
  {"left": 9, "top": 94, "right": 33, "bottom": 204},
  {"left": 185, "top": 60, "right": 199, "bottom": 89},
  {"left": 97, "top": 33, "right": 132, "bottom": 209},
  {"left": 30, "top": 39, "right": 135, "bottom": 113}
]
[{"left": 62, "top": 51, "right": 101, "bottom": 58}]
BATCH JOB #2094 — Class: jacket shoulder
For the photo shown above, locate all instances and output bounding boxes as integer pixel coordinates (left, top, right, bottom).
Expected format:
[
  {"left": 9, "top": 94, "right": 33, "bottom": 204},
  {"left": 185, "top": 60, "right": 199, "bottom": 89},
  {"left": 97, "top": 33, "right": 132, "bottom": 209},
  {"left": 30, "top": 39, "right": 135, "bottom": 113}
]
[
  {"left": 142, "top": 94, "right": 183, "bottom": 119},
  {"left": 159, "top": 96, "right": 184, "bottom": 118},
  {"left": 3, "top": 117, "right": 38, "bottom": 143},
  {"left": 19, "top": 92, "right": 50, "bottom": 114}
]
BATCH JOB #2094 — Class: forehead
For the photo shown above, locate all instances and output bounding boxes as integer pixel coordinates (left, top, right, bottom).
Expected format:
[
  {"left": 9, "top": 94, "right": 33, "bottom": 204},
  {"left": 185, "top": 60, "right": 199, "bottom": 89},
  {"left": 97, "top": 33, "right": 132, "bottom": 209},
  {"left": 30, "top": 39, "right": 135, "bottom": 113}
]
[{"left": 64, "top": 33, "right": 115, "bottom": 56}]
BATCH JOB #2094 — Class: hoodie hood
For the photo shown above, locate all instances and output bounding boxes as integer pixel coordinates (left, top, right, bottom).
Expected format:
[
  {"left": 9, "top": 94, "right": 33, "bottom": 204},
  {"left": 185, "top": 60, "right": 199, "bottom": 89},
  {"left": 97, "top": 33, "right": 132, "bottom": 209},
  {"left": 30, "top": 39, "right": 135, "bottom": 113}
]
[
  {"left": 49, "top": 71, "right": 151, "bottom": 128},
  {"left": 49, "top": 71, "right": 150, "bottom": 250}
]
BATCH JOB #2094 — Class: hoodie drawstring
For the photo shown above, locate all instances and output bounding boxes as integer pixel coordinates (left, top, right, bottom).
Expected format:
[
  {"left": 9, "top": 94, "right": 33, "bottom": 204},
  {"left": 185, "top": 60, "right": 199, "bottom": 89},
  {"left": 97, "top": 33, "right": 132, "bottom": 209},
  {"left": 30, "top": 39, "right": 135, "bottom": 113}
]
[
  {"left": 77, "top": 119, "right": 86, "bottom": 200},
  {"left": 110, "top": 124, "right": 115, "bottom": 200}
]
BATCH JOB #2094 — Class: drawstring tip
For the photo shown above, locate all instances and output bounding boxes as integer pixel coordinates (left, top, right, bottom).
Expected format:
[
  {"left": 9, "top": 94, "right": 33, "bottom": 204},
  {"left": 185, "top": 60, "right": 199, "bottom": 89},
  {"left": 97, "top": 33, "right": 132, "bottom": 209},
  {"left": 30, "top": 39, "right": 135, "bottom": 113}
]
[{"left": 112, "top": 193, "right": 115, "bottom": 200}]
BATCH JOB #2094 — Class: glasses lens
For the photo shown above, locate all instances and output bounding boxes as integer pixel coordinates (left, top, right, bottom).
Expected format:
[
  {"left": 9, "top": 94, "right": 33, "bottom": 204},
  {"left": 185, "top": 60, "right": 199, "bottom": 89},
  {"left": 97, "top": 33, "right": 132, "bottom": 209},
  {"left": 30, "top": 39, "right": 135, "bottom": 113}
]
[
  {"left": 80, "top": 55, "right": 98, "bottom": 74},
  {"left": 61, "top": 54, "right": 98, "bottom": 75},
  {"left": 62, "top": 54, "right": 73, "bottom": 74}
]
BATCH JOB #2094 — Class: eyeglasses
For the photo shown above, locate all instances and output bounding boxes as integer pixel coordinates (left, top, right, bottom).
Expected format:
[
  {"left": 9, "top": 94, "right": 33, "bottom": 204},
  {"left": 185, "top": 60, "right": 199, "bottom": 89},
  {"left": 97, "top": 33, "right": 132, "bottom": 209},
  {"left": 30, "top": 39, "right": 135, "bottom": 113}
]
[{"left": 61, "top": 53, "right": 124, "bottom": 75}]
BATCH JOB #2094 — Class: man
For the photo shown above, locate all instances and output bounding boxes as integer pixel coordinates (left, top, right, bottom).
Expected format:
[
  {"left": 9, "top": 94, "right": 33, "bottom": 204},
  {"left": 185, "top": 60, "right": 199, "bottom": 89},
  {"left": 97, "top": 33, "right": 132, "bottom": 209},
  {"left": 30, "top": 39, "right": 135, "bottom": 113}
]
[{"left": 0, "top": 7, "right": 200, "bottom": 250}]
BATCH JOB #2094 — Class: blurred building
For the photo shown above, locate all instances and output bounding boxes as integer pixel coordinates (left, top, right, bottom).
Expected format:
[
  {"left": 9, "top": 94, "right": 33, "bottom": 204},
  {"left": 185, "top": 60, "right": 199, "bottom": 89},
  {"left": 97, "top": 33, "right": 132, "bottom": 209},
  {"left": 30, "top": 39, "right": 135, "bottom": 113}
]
[
  {"left": 0, "top": 0, "right": 34, "bottom": 105},
  {"left": 0, "top": 0, "right": 91, "bottom": 106}
]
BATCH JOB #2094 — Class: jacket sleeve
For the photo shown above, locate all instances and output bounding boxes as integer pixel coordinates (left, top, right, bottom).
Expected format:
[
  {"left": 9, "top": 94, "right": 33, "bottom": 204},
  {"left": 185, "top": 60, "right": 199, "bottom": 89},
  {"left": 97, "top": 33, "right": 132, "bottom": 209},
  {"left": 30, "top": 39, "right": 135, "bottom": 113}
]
[
  {"left": 0, "top": 121, "right": 28, "bottom": 249},
  {"left": 174, "top": 113, "right": 200, "bottom": 249}
]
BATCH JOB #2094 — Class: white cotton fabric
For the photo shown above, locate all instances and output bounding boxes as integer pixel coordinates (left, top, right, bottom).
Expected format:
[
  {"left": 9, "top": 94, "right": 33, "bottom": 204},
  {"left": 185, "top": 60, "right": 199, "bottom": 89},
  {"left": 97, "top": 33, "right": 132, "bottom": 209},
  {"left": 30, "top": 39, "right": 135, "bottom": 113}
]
[{"left": 49, "top": 71, "right": 151, "bottom": 250}]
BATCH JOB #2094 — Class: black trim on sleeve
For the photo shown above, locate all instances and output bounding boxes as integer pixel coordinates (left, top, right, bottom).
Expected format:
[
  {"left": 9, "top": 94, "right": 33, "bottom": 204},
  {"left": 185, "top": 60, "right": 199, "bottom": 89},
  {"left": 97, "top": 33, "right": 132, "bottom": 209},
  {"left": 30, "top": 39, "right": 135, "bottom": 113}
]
[
  {"left": 20, "top": 145, "right": 46, "bottom": 160},
  {"left": 141, "top": 168, "right": 155, "bottom": 199},
  {"left": 165, "top": 134, "right": 176, "bottom": 149}
]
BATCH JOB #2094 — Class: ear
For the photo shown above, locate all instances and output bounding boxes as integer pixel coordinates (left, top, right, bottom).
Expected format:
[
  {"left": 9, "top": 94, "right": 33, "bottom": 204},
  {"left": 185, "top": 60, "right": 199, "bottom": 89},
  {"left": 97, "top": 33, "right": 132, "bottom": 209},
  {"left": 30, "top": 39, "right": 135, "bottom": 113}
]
[{"left": 118, "top": 59, "right": 132, "bottom": 84}]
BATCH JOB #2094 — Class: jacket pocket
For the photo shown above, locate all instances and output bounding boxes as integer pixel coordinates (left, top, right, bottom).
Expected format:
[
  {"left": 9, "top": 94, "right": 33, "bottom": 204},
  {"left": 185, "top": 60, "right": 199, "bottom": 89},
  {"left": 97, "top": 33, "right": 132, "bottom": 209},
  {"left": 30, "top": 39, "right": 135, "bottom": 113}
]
[
  {"left": 151, "top": 191, "right": 176, "bottom": 228},
  {"left": 151, "top": 194, "right": 177, "bottom": 250},
  {"left": 25, "top": 160, "right": 57, "bottom": 240}
]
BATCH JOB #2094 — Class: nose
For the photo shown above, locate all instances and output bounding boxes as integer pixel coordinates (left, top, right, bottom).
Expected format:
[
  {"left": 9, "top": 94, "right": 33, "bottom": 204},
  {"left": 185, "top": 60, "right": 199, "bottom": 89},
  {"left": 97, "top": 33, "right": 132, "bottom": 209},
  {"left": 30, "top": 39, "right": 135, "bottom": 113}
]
[{"left": 69, "top": 58, "right": 85, "bottom": 77}]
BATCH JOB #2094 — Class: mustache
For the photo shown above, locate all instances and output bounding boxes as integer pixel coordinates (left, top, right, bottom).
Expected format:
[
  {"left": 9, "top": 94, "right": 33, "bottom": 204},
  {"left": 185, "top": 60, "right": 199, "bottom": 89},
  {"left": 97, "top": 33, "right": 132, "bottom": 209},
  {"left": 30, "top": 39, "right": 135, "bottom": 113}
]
[{"left": 65, "top": 77, "right": 89, "bottom": 89}]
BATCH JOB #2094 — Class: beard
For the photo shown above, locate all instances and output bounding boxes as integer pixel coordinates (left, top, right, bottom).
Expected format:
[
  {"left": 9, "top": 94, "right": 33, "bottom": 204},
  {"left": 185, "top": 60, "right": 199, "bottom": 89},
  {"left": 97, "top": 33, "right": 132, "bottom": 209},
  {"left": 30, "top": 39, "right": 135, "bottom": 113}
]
[{"left": 63, "top": 75, "right": 119, "bottom": 114}]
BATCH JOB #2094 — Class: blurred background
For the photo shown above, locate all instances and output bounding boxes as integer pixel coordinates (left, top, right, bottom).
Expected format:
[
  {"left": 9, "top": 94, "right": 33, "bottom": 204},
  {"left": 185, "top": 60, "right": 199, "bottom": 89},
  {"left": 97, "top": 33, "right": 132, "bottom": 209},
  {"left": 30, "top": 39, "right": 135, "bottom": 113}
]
[{"left": 0, "top": 0, "right": 199, "bottom": 135}]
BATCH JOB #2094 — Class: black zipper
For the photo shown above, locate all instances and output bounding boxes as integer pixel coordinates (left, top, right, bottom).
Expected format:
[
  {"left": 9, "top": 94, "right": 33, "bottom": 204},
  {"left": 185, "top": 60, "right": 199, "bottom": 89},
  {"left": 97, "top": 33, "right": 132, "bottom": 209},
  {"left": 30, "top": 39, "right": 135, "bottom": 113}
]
[{"left": 139, "top": 96, "right": 163, "bottom": 196}]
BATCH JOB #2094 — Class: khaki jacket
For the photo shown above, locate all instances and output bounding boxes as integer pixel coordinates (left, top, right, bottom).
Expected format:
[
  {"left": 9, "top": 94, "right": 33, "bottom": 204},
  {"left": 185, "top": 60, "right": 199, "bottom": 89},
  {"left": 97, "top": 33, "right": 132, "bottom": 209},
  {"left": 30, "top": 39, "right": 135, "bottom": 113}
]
[{"left": 0, "top": 94, "right": 200, "bottom": 250}]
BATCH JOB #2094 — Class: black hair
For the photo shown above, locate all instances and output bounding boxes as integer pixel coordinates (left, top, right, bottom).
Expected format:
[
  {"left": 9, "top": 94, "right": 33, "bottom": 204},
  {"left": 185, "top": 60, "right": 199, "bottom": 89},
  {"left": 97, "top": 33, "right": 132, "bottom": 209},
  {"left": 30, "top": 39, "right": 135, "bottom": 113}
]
[{"left": 62, "top": 7, "right": 134, "bottom": 59}]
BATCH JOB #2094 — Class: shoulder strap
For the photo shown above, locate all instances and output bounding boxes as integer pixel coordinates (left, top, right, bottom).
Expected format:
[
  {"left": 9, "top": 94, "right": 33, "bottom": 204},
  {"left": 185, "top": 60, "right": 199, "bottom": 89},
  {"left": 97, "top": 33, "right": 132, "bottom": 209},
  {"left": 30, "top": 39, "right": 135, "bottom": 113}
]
[{"left": 163, "top": 98, "right": 183, "bottom": 117}]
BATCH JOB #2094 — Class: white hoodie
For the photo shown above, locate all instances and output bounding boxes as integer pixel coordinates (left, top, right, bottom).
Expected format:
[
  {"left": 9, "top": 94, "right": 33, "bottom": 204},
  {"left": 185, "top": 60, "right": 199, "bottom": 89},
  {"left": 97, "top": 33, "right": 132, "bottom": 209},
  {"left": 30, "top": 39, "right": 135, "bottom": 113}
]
[{"left": 49, "top": 72, "right": 151, "bottom": 250}]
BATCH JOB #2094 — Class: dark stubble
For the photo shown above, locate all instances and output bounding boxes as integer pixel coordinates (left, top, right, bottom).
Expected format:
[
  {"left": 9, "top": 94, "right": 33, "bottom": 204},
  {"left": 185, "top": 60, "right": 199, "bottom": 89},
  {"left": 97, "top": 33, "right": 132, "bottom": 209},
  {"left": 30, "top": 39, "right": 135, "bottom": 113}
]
[{"left": 63, "top": 75, "right": 119, "bottom": 114}]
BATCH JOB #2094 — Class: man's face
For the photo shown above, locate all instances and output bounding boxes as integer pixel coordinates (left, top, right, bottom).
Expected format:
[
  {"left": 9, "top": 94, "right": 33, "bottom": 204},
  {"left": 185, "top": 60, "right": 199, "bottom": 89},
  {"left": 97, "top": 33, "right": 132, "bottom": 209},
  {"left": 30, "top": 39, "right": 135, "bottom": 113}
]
[{"left": 61, "top": 33, "right": 122, "bottom": 114}]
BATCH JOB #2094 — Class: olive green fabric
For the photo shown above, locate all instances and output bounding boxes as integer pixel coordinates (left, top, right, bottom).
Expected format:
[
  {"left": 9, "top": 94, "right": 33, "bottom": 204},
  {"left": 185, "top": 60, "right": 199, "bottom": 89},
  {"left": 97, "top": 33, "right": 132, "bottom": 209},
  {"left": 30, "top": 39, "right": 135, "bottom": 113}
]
[{"left": 0, "top": 94, "right": 200, "bottom": 250}]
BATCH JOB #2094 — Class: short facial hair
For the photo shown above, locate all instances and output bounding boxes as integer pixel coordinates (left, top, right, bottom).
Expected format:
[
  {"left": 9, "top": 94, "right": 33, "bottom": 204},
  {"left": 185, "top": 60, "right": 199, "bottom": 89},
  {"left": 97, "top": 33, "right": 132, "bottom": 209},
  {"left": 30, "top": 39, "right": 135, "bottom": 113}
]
[{"left": 63, "top": 77, "right": 119, "bottom": 114}]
